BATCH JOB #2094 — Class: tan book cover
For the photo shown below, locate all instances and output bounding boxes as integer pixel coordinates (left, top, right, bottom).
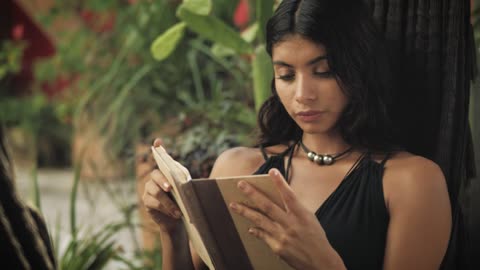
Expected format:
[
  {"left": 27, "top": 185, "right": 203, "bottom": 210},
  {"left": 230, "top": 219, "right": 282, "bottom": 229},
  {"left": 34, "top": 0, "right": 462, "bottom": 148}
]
[{"left": 151, "top": 146, "right": 293, "bottom": 270}]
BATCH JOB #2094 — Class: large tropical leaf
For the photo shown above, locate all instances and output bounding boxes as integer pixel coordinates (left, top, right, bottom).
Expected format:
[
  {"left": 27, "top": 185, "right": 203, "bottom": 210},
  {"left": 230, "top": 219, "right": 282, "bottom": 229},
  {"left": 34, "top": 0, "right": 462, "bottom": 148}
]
[
  {"left": 252, "top": 45, "right": 273, "bottom": 111},
  {"left": 180, "top": 0, "right": 212, "bottom": 15},
  {"left": 256, "top": 0, "right": 274, "bottom": 43},
  {"left": 177, "top": 6, "right": 252, "bottom": 54}
]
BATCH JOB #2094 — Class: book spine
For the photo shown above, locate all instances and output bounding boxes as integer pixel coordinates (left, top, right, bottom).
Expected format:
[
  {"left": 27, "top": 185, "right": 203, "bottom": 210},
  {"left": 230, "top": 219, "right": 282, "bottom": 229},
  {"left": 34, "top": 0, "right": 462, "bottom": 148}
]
[
  {"left": 181, "top": 181, "right": 227, "bottom": 270},
  {"left": 191, "top": 180, "right": 254, "bottom": 270}
]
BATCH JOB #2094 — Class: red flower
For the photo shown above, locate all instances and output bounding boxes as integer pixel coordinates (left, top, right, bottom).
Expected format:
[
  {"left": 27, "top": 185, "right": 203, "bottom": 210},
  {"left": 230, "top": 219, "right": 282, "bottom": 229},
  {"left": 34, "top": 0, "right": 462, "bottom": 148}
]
[
  {"left": 233, "top": 0, "right": 250, "bottom": 29},
  {"left": 11, "top": 24, "right": 24, "bottom": 40},
  {"left": 41, "top": 74, "right": 79, "bottom": 98},
  {"left": 79, "top": 9, "right": 116, "bottom": 33}
]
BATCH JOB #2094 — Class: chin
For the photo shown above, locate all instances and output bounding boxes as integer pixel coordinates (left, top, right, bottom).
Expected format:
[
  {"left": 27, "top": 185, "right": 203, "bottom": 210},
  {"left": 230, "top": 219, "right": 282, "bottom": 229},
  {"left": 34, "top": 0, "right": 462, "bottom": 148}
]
[{"left": 298, "top": 123, "right": 334, "bottom": 135}]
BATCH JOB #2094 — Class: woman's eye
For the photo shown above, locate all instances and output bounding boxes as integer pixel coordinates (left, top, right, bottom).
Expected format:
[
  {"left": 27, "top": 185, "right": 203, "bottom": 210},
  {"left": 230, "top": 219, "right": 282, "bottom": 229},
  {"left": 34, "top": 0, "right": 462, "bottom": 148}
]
[
  {"left": 277, "top": 74, "right": 295, "bottom": 81},
  {"left": 314, "top": 71, "right": 334, "bottom": 78}
]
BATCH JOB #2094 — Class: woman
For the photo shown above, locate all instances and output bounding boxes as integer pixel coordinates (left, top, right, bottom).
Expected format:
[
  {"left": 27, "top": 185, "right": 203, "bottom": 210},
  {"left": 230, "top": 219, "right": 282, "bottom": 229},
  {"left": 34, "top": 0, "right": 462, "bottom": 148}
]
[{"left": 142, "top": 0, "right": 452, "bottom": 269}]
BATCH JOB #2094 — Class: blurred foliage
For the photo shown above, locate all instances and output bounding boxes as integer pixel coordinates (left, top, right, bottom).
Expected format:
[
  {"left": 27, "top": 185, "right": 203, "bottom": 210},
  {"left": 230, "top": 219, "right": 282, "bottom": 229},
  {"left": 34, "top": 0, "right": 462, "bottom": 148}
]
[
  {"left": 151, "top": 0, "right": 274, "bottom": 111},
  {"left": 0, "top": 87, "right": 72, "bottom": 167},
  {"left": 0, "top": 94, "right": 70, "bottom": 140},
  {"left": 22, "top": 0, "right": 257, "bottom": 173},
  {"left": 0, "top": 40, "right": 24, "bottom": 80}
]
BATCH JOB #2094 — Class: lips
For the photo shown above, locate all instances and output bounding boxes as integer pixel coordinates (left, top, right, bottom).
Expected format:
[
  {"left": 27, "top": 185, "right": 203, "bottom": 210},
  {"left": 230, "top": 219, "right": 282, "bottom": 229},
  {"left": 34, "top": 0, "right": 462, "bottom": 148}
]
[{"left": 296, "top": 110, "right": 324, "bottom": 122}]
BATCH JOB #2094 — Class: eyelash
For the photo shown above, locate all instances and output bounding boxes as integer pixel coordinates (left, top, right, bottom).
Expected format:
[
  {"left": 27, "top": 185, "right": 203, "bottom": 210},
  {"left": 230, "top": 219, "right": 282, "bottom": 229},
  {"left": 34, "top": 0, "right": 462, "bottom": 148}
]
[{"left": 276, "top": 71, "right": 334, "bottom": 81}]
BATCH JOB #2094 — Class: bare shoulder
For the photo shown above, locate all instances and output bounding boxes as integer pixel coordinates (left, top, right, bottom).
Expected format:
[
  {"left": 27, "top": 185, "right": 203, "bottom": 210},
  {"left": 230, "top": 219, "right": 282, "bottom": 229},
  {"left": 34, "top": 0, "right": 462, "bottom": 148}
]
[
  {"left": 209, "top": 146, "right": 265, "bottom": 178},
  {"left": 381, "top": 152, "right": 451, "bottom": 269},
  {"left": 382, "top": 151, "right": 449, "bottom": 209},
  {"left": 384, "top": 151, "right": 445, "bottom": 180}
]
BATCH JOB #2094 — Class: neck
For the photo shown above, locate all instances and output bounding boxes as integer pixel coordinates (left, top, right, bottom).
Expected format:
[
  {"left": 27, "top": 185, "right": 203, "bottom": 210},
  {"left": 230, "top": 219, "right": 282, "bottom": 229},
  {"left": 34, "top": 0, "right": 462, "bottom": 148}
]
[{"left": 301, "top": 131, "right": 350, "bottom": 154}]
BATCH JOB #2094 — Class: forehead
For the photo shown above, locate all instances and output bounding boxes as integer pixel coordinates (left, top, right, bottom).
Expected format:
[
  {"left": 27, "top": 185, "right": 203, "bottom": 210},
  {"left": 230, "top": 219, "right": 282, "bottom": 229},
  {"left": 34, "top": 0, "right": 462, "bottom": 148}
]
[{"left": 272, "top": 34, "right": 327, "bottom": 61}]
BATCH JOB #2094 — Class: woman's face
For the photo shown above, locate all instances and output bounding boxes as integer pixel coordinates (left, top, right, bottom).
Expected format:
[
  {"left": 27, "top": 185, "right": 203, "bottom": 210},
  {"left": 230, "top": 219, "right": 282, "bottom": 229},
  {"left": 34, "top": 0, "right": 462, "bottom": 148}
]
[{"left": 272, "top": 34, "right": 349, "bottom": 135}]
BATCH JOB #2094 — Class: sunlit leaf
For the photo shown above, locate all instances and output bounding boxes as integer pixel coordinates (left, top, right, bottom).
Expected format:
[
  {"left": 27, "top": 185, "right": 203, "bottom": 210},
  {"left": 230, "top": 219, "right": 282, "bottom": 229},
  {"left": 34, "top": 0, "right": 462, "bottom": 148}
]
[
  {"left": 211, "top": 44, "right": 235, "bottom": 58},
  {"left": 241, "top": 23, "right": 259, "bottom": 43},
  {"left": 177, "top": 6, "right": 252, "bottom": 54},
  {"left": 180, "top": 0, "right": 212, "bottom": 16},
  {"left": 151, "top": 22, "right": 187, "bottom": 61}
]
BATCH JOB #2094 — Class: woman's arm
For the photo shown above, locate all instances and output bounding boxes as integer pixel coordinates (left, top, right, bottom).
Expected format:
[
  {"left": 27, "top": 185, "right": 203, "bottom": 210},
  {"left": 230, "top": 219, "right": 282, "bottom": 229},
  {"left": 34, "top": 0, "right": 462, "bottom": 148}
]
[
  {"left": 159, "top": 225, "right": 194, "bottom": 270},
  {"left": 143, "top": 138, "right": 195, "bottom": 270},
  {"left": 382, "top": 155, "right": 452, "bottom": 270}
]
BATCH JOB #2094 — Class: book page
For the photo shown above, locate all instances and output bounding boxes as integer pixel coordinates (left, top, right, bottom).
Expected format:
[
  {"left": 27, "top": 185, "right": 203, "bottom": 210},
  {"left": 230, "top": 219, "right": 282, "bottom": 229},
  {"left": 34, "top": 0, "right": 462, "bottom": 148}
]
[
  {"left": 214, "top": 175, "right": 293, "bottom": 270},
  {"left": 151, "top": 146, "right": 214, "bottom": 269}
]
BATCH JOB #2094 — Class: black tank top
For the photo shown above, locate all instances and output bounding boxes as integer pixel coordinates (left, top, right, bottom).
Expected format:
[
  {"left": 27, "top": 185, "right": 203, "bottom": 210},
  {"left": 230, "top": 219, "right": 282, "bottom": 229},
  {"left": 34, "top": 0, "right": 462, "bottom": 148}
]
[{"left": 254, "top": 144, "right": 390, "bottom": 270}]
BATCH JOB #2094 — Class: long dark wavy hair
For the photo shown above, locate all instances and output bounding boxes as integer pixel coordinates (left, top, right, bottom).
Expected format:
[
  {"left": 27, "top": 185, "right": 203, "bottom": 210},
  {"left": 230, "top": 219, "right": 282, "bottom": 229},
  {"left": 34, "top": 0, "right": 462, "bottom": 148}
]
[{"left": 257, "top": 0, "right": 399, "bottom": 153}]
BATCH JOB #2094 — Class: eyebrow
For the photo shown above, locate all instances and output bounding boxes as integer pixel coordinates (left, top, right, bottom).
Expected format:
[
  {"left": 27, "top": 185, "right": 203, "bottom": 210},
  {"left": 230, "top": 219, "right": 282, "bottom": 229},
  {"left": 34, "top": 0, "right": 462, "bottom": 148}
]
[{"left": 272, "top": 55, "right": 327, "bottom": 67}]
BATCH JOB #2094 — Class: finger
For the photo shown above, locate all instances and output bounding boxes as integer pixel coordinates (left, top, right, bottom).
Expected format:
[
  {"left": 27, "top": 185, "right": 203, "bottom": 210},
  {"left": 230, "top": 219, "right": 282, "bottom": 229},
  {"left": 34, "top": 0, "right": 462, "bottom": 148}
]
[
  {"left": 145, "top": 179, "right": 162, "bottom": 198},
  {"left": 146, "top": 208, "right": 170, "bottom": 224},
  {"left": 153, "top": 138, "right": 163, "bottom": 147},
  {"left": 248, "top": 227, "right": 286, "bottom": 257},
  {"left": 142, "top": 191, "right": 167, "bottom": 213},
  {"left": 236, "top": 180, "right": 289, "bottom": 226},
  {"left": 230, "top": 202, "right": 279, "bottom": 233},
  {"left": 143, "top": 192, "right": 181, "bottom": 219},
  {"left": 150, "top": 169, "right": 172, "bottom": 192},
  {"left": 268, "top": 169, "right": 299, "bottom": 212}
]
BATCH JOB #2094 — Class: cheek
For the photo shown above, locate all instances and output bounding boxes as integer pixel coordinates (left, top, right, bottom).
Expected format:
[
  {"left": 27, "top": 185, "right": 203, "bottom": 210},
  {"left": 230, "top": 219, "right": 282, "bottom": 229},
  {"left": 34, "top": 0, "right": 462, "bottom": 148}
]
[
  {"left": 324, "top": 83, "right": 349, "bottom": 110},
  {"left": 275, "top": 83, "right": 295, "bottom": 112}
]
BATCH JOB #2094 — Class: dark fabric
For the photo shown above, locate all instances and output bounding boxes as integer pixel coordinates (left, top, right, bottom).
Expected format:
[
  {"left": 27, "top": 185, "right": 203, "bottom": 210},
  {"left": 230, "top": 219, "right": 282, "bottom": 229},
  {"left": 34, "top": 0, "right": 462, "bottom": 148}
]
[
  {"left": 254, "top": 152, "right": 389, "bottom": 270},
  {"left": 363, "top": 0, "right": 477, "bottom": 269},
  {"left": 27, "top": 207, "right": 56, "bottom": 269},
  {"left": 0, "top": 127, "right": 56, "bottom": 270}
]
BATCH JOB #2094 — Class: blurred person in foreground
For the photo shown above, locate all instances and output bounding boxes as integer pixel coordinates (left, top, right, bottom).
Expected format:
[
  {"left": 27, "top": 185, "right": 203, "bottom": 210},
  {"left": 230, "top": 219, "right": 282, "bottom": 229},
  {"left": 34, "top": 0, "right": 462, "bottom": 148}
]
[{"left": 0, "top": 126, "right": 56, "bottom": 269}]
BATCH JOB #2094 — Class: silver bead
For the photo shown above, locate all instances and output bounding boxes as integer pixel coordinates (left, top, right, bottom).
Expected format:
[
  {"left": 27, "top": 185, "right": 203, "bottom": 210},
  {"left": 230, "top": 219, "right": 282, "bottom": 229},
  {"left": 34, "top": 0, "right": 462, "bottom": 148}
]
[
  {"left": 307, "top": 152, "right": 316, "bottom": 161},
  {"left": 323, "top": 155, "right": 334, "bottom": 165},
  {"left": 314, "top": 154, "right": 324, "bottom": 164}
]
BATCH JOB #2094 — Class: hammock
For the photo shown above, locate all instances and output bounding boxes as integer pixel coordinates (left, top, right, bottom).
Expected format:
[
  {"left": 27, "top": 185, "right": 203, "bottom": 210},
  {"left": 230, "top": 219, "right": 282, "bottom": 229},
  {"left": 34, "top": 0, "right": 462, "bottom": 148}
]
[{"left": 365, "top": 0, "right": 477, "bottom": 269}]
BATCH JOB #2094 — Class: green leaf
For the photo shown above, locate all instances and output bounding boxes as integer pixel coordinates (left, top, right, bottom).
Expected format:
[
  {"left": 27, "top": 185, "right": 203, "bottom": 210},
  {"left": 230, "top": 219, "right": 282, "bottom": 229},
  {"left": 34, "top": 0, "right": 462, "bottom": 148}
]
[
  {"left": 252, "top": 45, "right": 273, "bottom": 111},
  {"left": 0, "top": 67, "right": 6, "bottom": 79},
  {"left": 180, "top": 0, "right": 212, "bottom": 16},
  {"left": 151, "top": 22, "right": 187, "bottom": 61},
  {"left": 211, "top": 23, "right": 259, "bottom": 58},
  {"left": 241, "top": 23, "right": 259, "bottom": 43},
  {"left": 256, "top": 0, "right": 275, "bottom": 43},
  {"left": 211, "top": 43, "right": 236, "bottom": 58},
  {"left": 177, "top": 7, "right": 252, "bottom": 54}
]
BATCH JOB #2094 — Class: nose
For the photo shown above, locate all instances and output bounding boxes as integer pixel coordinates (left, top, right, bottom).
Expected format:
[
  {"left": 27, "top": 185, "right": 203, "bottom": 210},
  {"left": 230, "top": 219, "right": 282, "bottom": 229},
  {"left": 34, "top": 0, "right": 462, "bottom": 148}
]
[{"left": 294, "top": 73, "right": 317, "bottom": 103}]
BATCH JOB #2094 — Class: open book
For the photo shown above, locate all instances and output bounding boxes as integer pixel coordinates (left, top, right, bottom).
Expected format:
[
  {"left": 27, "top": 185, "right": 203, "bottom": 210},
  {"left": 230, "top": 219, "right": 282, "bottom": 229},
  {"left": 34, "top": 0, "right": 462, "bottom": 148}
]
[{"left": 151, "top": 146, "right": 293, "bottom": 270}]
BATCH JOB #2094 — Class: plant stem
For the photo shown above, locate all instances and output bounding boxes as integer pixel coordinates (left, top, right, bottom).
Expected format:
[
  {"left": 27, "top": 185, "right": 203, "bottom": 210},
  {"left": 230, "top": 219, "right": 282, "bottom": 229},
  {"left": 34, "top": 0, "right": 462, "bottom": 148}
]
[{"left": 30, "top": 163, "right": 41, "bottom": 211}]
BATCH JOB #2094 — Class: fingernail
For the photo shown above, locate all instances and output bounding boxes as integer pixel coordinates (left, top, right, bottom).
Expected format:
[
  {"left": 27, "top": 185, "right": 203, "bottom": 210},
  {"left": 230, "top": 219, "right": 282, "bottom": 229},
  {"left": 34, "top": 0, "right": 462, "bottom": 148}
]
[
  {"left": 173, "top": 210, "right": 182, "bottom": 218},
  {"left": 238, "top": 181, "right": 247, "bottom": 190},
  {"left": 163, "top": 182, "right": 170, "bottom": 189},
  {"left": 229, "top": 202, "right": 238, "bottom": 210}
]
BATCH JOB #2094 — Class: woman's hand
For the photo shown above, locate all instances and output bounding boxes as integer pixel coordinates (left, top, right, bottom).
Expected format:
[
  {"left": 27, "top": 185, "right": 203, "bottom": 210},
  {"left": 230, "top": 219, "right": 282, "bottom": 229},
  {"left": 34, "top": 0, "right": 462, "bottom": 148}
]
[
  {"left": 142, "top": 138, "right": 183, "bottom": 233},
  {"left": 229, "top": 169, "right": 346, "bottom": 270}
]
